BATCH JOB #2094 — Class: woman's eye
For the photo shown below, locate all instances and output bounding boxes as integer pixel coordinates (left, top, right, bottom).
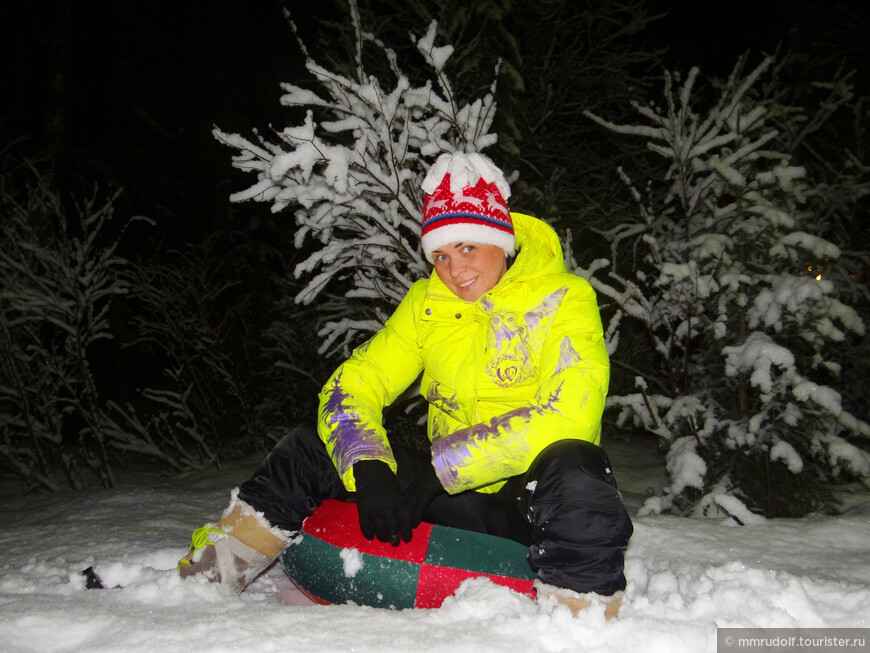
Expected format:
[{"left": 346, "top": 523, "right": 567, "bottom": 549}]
[{"left": 463, "top": 245, "right": 474, "bottom": 253}]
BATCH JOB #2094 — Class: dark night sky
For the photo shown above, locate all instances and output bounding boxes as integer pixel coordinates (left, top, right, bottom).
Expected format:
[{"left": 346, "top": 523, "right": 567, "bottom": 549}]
[
  {"left": 1, "top": 0, "right": 864, "bottom": 244},
  {"left": 1, "top": 1, "right": 308, "bottom": 242}
]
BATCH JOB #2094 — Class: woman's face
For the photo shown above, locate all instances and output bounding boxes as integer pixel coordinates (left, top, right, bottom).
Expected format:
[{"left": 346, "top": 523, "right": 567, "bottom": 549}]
[{"left": 432, "top": 242, "right": 508, "bottom": 302}]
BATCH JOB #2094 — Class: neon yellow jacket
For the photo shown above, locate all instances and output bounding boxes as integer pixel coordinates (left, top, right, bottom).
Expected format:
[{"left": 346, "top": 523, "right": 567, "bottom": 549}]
[{"left": 317, "top": 213, "right": 610, "bottom": 494}]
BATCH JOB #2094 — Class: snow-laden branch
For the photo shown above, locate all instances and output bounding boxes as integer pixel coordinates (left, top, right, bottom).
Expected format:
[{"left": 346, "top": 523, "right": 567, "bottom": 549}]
[{"left": 214, "top": 3, "right": 501, "bottom": 353}]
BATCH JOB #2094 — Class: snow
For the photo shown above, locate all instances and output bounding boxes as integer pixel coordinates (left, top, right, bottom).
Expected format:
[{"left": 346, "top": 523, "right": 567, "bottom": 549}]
[
  {"left": 414, "top": 20, "right": 454, "bottom": 73},
  {"left": 770, "top": 441, "right": 804, "bottom": 474},
  {"left": 2, "top": 436, "right": 868, "bottom": 653},
  {"left": 340, "top": 548, "right": 364, "bottom": 578},
  {"left": 663, "top": 436, "right": 707, "bottom": 495}
]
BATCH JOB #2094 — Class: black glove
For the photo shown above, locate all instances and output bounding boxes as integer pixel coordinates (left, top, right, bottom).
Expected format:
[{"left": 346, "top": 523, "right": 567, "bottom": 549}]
[
  {"left": 403, "top": 461, "right": 445, "bottom": 528},
  {"left": 353, "top": 460, "right": 413, "bottom": 546}
]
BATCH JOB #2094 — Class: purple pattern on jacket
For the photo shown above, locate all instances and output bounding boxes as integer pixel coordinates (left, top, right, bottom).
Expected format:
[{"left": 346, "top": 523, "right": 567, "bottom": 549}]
[
  {"left": 556, "top": 336, "right": 583, "bottom": 373},
  {"left": 321, "top": 374, "right": 390, "bottom": 476},
  {"left": 523, "top": 287, "right": 567, "bottom": 331},
  {"left": 432, "top": 384, "right": 565, "bottom": 491},
  {"left": 426, "top": 382, "right": 461, "bottom": 415}
]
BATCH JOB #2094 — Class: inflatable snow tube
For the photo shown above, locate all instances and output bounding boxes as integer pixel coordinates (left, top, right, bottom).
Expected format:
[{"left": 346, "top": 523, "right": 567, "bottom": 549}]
[{"left": 281, "top": 499, "right": 536, "bottom": 609}]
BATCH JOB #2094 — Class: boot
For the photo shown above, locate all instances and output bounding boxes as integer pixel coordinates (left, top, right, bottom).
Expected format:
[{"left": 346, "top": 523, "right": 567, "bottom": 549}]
[
  {"left": 178, "top": 490, "right": 293, "bottom": 593},
  {"left": 535, "top": 580, "right": 623, "bottom": 619}
]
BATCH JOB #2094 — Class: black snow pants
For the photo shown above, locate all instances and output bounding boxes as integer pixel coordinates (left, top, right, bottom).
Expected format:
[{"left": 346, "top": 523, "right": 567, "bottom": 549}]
[{"left": 237, "top": 425, "right": 633, "bottom": 595}]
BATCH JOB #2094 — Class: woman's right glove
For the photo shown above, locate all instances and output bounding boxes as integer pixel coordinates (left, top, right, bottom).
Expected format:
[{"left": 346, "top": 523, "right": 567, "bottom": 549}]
[{"left": 353, "top": 460, "right": 413, "bottom": 546}]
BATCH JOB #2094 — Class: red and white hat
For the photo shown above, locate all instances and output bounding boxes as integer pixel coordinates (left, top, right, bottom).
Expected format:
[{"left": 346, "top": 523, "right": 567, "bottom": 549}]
[{"left": 421, "top": 152, "right": 514, "bottom": 263}]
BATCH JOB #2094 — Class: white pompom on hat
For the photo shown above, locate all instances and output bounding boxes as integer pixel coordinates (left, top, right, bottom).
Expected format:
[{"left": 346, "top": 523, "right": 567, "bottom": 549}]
[{"left": 420, "top": 152, "right": 514, "bottom": 263}]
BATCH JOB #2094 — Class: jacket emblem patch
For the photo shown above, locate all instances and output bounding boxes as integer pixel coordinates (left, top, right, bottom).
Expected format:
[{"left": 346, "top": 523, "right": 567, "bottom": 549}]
[{"left": 492, "top": 354, "right": 522, "bottom": 387}]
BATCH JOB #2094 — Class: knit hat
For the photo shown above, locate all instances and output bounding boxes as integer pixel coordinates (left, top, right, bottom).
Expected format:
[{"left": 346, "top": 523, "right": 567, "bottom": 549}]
[{"left": 420, "top": 152, "right": 514, "bottom": 263}]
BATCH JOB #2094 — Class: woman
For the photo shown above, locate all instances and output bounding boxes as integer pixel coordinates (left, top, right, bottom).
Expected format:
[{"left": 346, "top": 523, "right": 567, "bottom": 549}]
[{"left": 179, "top": 152, "right": 633, "bottom": 617}]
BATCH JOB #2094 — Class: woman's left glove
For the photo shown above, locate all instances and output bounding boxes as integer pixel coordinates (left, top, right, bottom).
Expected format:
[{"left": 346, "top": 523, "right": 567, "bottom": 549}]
[
  {"left": 404, "top": 461, "right": 444, "bottom": 528},
  {"left": 353, "top": 460, "right": 413, "bottom": 546}
]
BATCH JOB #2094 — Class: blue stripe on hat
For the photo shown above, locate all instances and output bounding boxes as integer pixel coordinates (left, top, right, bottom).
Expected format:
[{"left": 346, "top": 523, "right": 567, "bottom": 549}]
[{"left": 422, "top": 212, "right": 514, "bottom": 232}]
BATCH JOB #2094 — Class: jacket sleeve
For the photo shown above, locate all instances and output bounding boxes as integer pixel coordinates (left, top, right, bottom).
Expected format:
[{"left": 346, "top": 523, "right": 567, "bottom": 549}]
[
  {"left": 317, "top": 283, "right": 425, "bottom": 491},
  {"left": 431, "top": 280, "right": 610, "bottom": 493}
]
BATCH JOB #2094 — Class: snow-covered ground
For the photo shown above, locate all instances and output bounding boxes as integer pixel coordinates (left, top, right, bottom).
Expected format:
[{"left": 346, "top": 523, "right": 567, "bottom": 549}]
[{"left": 1, "top": 435, "right": 868, "bottom": 653}]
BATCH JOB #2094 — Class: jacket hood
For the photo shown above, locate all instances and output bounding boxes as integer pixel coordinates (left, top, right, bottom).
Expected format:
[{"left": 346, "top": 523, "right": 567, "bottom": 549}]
[{"left": 505, "top": 213, "right": 567, "bottom": 281}]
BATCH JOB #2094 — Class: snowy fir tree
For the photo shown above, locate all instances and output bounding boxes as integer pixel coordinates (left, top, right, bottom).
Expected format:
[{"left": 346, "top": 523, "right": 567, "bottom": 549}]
[
  {"left": 580, "top": 56, "right": 870, "bottom": 518},
  {"left": 0, "top": 158, "right": 154, "bottom": 490},
  {"left": 214, "top": 1, "right": 501, "bottom": 356},
  {"left": 1, "top": 157, "right": 245, "bottom": 490}
]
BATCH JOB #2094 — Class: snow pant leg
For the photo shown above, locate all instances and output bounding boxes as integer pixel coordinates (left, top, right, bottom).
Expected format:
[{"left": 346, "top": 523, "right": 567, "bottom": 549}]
[
  {"left": 424, "top": 488, "right": 533, "bottom": 545},
  {"left": 237, "top": 424, "right": 352, "bottom": 533},
  {"left": 519, "top": 439, "right": 633, "bottom": 595}
]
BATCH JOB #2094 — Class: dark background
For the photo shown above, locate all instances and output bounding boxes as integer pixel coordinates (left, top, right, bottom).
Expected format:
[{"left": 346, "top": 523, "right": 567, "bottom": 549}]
[
  {"left": 1, "top": 0, "right": 867, "bottom": 503},
  {"left": 4, "top": 0, "right": 862, "bottom": 248}
]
